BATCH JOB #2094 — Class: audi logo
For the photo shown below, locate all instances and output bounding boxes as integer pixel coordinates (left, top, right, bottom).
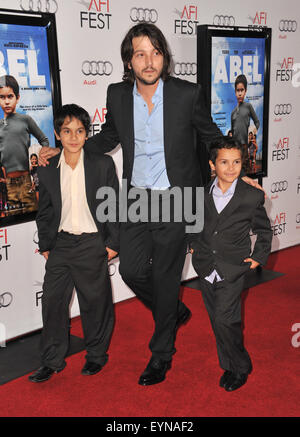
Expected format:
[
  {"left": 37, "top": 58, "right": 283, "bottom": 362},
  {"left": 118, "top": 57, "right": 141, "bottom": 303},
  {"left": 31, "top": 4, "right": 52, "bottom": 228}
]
[
  {"left": 174, "top": 62, "right": 197, "bottom": 76},
  {"left": 82, "top": 61, "right": 113, "bottom": 76},
  {"left": 213, "top": 15, "right": 235, "bottom": 26},
  {"left": 274, "top": 104, "right": 292, "bottom": 116},
  {"left": 20, "top": 0, "right": 58, "bottom": 13},
  {"left": 271, "top": 181, "right": 288, "bottom": 193},
  {"left": 130, "top": 7, "right": 158, "bottom": 23},
  {"left": 296, "top": 213, "right": 300, "bottom": 224},
  {"left": 0, "top": 292, "right": 13, "bottom": 308},
  {"left": 279, "top": 20, "right": 297, "bottom": 32}
]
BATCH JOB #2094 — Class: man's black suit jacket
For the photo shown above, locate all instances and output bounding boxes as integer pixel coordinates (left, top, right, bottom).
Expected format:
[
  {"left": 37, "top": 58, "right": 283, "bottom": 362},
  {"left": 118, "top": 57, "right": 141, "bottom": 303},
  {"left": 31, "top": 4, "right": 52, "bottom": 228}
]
[
  {"left": 85, "top": 77, "right": 222, "bottom": 188},
  {"left": 36, "top": 149, "right": 119, "bottom": 253},
  {"left": 191, "top": 178, "right": 272, "bottom": 283}
]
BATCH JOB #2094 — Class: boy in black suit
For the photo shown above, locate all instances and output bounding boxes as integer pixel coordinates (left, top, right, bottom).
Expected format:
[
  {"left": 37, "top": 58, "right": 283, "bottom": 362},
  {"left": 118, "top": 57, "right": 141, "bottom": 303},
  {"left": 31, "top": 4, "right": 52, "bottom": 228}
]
[
  {"left": 191, "top": 137, "right": 272, "bottom": 392},
  {"left": 29, "top": 104, "right": 119, "bottom": 383}
]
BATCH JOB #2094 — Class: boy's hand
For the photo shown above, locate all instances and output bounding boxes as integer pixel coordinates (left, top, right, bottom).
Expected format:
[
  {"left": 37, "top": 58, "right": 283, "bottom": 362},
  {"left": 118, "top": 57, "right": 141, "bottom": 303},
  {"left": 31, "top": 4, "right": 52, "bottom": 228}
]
[
  {"left": 106, "top": 247, "right": 118, "bottom": 261},
  {"left": 244, "top": 258, "right": 259, "bottom": 269},
  {"left": 38, "top": 146, "right": 60, "bottom": 166},
  {"left": 241, "top": 176, "right": 266, "bottom": 197},
  {"left": 41, "top": 251, "right": 50, "bottom": 260}
]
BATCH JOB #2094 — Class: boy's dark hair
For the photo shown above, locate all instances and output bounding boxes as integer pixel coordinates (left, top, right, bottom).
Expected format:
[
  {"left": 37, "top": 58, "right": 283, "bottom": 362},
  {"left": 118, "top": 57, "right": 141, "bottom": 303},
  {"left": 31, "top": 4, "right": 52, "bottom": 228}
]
[
  {"left": 54, "top": 104, "right": 91, "bottom": 136},
  {"left": 121, "top": 23, "right": 173, "bottom": 84},
  {"left": 235, "top": 74, "right": 247, "bottom": 91},
  {"left": 0, "top": 75, "right": 20, "bottom": 97},
  {"left": 209, "top": 136, "right": 245, "bottom": 164}
]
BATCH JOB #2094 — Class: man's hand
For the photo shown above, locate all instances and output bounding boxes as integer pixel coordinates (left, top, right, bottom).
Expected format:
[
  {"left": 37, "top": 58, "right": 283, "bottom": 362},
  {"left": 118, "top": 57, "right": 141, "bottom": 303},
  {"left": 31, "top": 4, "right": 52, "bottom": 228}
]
[
  {"left": 241, "top": 176, "right": 266, "bottom": 196},
  {"left": 106, "top": 247, "right": 118, "bottom": 261},
  {"left": 244, "top": 258, "right": 259, "bottom": 269},
  {"left": 41, "top": 251, "right": 50, "bottom": 260},
  {"left": 38, "top": 146, "right": 60, "bottom": 166}
]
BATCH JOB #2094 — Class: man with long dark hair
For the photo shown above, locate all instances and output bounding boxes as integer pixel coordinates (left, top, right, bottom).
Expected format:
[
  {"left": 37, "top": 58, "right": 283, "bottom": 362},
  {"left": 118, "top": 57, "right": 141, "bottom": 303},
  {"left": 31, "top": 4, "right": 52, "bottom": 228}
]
[{"left": 40, "top": 23, "right": 223, "bottom": 385}]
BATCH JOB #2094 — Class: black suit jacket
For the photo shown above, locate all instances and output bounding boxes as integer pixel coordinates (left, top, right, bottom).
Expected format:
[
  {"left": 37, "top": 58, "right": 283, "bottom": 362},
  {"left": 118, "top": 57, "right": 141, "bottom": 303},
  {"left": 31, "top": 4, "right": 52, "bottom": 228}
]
[
  {"left": 191, "top": 178, "right": 272, "bottom": 282},
  {"left": 85, "top": 77, "right": 222, "bottom": 188},
  {"left": 36, "top": 150, "right": 119, "bottom": 253}
]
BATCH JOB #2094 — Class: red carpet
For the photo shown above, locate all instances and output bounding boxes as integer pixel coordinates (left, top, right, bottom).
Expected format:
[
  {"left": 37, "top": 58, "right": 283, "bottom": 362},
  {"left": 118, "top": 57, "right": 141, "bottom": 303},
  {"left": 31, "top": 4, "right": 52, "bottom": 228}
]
[{"left": 0, "top": 245, "right": 299, "bottom": 417}]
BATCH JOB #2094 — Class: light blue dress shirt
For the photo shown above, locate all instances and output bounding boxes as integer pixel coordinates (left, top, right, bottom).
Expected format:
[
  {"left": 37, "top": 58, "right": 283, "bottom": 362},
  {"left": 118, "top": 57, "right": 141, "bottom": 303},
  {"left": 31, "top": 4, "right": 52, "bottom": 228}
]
[
  {"left": 131, "top": 79, "right": 171, "bottom": 189},
  {"left": 205, "top": 177, "right": 238, "bottom": 283}
]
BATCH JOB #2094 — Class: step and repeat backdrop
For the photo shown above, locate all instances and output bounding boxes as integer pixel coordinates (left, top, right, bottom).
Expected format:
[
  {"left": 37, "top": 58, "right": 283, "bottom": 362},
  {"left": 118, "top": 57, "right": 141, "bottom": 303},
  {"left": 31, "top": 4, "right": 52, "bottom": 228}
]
[{"left": 0, "top": 0, "right": 299, "bottom": 341}]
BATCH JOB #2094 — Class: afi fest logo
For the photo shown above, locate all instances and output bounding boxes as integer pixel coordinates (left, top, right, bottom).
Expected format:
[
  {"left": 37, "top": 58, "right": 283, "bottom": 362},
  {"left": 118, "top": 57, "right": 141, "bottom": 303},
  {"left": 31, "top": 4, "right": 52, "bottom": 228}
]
[
  {"left": 174, "top": 5, "right": 199, "bottom": 35},
  {"left": 90, "top": 107, "right": 107, "bottom": 136},
  {"left": 0, "top": 228, "right": 11, "bottom": 262},
  {"left": 276, "top": 57, "right": 294, "bottom": 82},
  {"left": 271, "top": 212, "right": 287, "bottom": 236},
  {"left": 248, "top": 11, "right": 267, "bottom": 29},
  {"left": 80, "top": 0, "right": 112, "bottom": 30},
  {"left": 272, "top": 137, "right": 290, "bottom": 162}
]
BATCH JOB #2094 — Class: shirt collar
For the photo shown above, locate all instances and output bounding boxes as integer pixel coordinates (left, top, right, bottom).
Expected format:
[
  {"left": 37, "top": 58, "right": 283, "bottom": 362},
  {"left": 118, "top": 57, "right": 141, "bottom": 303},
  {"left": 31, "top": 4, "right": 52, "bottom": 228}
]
[
  {"left": 210, "top": 177, "right": 238, "bottom": 197},
  {"left": 133, "top": 78, "right": 163, "bottom": 103},
  {"left": 57, "top": 148, "right": 84, "bottom": 168}
]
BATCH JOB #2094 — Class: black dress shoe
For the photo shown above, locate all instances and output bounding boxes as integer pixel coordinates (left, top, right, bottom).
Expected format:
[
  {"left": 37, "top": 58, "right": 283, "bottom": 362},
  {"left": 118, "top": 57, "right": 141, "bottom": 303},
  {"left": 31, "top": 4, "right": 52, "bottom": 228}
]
[
  {"left": 138, "top": 357, "right": 172, "bottom": 386},
  {"left": 219, "top": 370, "right": 233, "bottom": 388},
  {"left": 224, "top": 372, "right": 248, "bottom": 392},
  {"left": 81, "top": 361, "right": 103, "bottom": 376},
  {"left": 28, "top": 365, "right": 65, "bottom": 383},
  {"left": 176, "top": 307, "right": 192, "bottom": 330}
]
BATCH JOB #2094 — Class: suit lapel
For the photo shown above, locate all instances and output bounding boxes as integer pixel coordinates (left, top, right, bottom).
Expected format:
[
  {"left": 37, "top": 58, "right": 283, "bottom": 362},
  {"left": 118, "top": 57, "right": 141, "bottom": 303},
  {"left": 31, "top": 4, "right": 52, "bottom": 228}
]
[
  {"left": 84, "top": 151, "right": 97, "bottom": 214},
  {"left": 163, "top": 79, "right": 177, "bottom": 162},
  {"left": 49, "top": 153, "right": 62, "bottom": 213},
  {"left": 217, "top": 178, "right": 245, "bottom": 222},
  {"left": 122, "top": 85, "right": 134, "bottom": 167}
]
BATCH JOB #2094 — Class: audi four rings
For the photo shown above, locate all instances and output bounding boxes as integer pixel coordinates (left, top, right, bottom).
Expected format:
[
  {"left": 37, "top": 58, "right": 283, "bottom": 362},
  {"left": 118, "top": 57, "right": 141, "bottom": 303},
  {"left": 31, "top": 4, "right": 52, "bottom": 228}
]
[
  {"left": 130, "top": 8, "right": 158, "bottom": 23},
  {"left": 274, "top": 104, "right": 292, "bottom": 115},
  {"left": 82, "top": 61, "right": 113, "bottom": 76},
  {"left": 174, "top": 63, "right": 197, "bottom": 76},
  {"left": 271, "top": 181, "right": 288, "bottom": 193},
  {"left": 0, "top": 292, "right": 13, "bottom": 308},
  {"left": 20, "top": 0, "right": 58, "bottom": 13},
  {"left": 279, "top": 20, "right": 297, "bottom": 32},
  {"left": 213, "top": 15, "right": 235, "bottom": 26}
]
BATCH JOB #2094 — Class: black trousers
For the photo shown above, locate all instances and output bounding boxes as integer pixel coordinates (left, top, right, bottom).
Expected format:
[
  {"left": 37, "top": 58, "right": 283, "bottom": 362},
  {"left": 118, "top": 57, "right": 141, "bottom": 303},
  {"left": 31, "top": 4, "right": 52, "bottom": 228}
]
[
  {"left": 119, "top": 218, "right": 187, "bottom": 362},
  {"left": 199, "top": 276, "right": 252, "bottom": 375},
  {"left": 40, "top": 232, "right": 114, "bottom": 370}
]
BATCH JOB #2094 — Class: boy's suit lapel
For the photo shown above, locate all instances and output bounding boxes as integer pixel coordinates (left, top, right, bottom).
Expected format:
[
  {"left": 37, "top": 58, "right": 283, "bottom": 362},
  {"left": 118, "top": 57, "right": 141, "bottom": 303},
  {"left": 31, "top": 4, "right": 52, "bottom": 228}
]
[
  {"left": 49, "top": 153, "right": 62, "bottom": 213},
  {"left": 217, "top": 178, "right": 246, "bottom": 223},
  {"left": 205, "top": 178, "right": 246, "bottom": 226},
  {"left": 84, "top": 151, "right": 98, "bottom": 215}
]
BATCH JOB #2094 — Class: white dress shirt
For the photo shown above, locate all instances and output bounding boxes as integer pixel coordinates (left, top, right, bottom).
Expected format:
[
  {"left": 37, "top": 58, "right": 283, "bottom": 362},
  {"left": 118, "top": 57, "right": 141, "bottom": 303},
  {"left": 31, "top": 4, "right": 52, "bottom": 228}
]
[{"left": 58, "top": 149, "right": 98, "bottom": 234}]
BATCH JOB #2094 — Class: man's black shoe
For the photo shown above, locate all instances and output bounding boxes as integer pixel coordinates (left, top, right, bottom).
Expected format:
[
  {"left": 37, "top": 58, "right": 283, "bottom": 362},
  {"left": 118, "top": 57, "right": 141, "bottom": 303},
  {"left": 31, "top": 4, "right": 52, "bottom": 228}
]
[
  {"left": 28, "top": 365, "right": 65, "bottom": 383},
  {"left": 219, "top": 370, "right": 233, "bottom": 388},
  {"left": 224, "top": 372, "right": 248, "bottom": 392},
  {"left": 81, "top": 361, "right": 103, "bottom": 376},
  {"left": 138, "top": 357, "right": 172, "bottom": 386}
]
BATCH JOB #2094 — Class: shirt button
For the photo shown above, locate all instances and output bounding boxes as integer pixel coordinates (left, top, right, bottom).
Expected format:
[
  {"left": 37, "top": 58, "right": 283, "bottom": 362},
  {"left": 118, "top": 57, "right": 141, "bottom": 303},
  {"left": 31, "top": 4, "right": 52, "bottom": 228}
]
[
  {"left": 214, "top": 231, "right": 218, "bottom": 235},
  {"left": 212, "top": 250, "right": 217, "bottom": 254}
]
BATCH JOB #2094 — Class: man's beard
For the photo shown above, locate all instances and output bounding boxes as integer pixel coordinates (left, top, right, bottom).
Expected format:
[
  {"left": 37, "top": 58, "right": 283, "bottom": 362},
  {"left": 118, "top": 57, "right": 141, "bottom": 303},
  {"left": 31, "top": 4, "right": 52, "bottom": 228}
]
[{"left": 134, "top": 68, "right": 162, "bottom": 85}]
